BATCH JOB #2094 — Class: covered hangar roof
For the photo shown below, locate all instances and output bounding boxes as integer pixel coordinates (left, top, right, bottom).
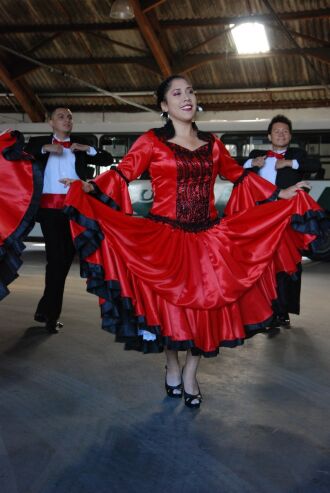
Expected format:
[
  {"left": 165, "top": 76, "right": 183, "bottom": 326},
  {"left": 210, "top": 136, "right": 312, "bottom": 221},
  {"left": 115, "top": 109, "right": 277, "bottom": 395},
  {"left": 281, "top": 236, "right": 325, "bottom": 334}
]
[{"left": 0, "top": 0, "right": 329, "bottom": 121}]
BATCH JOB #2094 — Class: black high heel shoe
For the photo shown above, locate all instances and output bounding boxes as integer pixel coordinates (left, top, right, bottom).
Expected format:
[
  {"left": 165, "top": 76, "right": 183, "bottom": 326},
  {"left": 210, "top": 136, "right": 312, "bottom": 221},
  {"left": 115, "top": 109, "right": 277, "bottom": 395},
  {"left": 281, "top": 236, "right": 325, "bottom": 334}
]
[
  {"left": 182, "top": 369, "right": 202, "bottom": 409},
  {"left": 165, "top": 366, "right": 183, "bottom": 398}
]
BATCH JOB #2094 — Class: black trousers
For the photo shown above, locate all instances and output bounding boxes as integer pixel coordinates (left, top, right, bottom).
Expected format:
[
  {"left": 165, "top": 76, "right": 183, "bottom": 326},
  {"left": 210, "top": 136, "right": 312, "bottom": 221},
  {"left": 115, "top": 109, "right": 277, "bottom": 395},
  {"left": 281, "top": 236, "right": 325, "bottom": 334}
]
[
  {"left": 275, "top": 264, "right": 302, "bottom": 316},
  {"left": 36, "top": 208, "right": 75, "bottom": 322}
]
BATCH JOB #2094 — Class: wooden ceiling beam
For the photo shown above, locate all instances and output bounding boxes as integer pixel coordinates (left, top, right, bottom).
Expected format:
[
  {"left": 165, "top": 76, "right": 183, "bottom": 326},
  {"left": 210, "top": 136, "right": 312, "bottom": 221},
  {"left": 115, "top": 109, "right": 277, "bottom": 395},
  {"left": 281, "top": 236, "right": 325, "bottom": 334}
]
[
  {"left": 180, "top": 25, "right": 329, "bottom": 57},
  {"left": 163, "top": 10, "right": 330, "bottom": 28},
  {"left": 8, "top": 56, "right": 160, "bottom": 80},
  {"left": 8, "top": 58, "right": 39, "bottom": 80},
  {"left": 9, "top": 48, "right": 327, "bottom": 75},
  {"left": 145, "top": 10, "right": 172, "bottom": 60},
  {"left": 130, "top": 0, "right": 171, "bottom": 77},
  {"left": 8, "top": 47, "right": 328, "bottom": 78},
  {"left": 0, "top": 62, "right": 46, "bottom": 121},
  {"left": 304, "top": 47, "right": 330, "bottom": 64},
  {"left": 268, "top": 25, "right": 330, "bottom": 47},
  {"left": 32, "top": 55, "right": 158, "bottom": 67},
  {"left": 0, "top": 22, "right": 136, "bottom": 34},
  {"left": 141, "top": 0, "right": 167, "bottom": 13},
  {"left": 86, "top": 31, "right": 149, "bottom": 55},
  {"left": 2, "top": 9, "right": 328, "bottom": 34},
  {"left": 24, "top": 32, "right": 63, "bottom": 55},
  {"left": 201, "top": 100, "right": 330, "bottom": 111},
  {"left": 175, "top": 48, "right": 330, "bottom": 72},
  {"left": 181, "top": 27, "right": 232, "bottom": 56}
]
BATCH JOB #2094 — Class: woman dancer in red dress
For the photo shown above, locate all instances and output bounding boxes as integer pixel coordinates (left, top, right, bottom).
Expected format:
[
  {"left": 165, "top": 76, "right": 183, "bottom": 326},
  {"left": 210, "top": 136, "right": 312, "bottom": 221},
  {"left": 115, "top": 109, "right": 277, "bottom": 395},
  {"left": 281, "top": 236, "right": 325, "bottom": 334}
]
[{"left": 62, "top": 76, "right": 326, "bottom": 409}]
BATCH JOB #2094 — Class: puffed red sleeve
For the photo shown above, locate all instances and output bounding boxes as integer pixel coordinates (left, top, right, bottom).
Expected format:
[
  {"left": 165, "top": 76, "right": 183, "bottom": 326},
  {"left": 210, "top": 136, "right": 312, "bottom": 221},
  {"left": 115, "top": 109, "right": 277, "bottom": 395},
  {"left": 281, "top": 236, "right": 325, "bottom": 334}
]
[
  {"left": 89, "top": 131, "right": 154, "bottom": 214},
  {"left": 213, "top": 136, "right": 245, "bottom": 182},
  {"left": 212, "top": 136, "right": 280, "bottom": 214}
]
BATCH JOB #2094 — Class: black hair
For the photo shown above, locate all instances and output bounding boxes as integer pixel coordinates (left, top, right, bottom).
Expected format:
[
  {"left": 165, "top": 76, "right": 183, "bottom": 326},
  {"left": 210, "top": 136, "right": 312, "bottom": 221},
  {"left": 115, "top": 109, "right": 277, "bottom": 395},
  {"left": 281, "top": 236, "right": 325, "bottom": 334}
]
[
  {"left": 154, "top": 75, "right": 210, "bottom": 141},
  {"left": 49, "top": 107, "right": 72, "bottom": 119},
  {"left": 155, "top": 75, "right": 187, "bottom": 110},
  {"left": 268, "top": 114, "right": 292, "bottom": 134}
]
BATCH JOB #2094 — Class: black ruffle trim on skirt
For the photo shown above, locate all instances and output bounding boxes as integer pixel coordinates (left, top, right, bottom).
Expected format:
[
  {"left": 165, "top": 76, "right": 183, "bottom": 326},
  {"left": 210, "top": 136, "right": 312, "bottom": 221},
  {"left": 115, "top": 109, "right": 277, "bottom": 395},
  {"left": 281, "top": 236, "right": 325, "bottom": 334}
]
[
  {"left": 88, "top": 182, "right": 121, "bottom": 211},
  {"left": 64, "top": 203, "right": 328, "bottom": 357},
  {"left": 292, "top": 209, "right": 329, "bottom": 255},
  {"left": 0, "top": 161, "right": 43, "bottom": 300}
]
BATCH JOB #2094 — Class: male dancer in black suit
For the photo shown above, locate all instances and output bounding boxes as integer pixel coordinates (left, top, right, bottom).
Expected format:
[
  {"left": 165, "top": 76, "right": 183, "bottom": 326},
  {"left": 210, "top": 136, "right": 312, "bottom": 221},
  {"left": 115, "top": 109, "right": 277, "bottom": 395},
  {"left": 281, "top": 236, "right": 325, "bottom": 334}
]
[
  {"left": 244, "top": 114, "right": 321, "bottom": 328},
  {"left": 25, "top": 107, "right": 112, "bottom": 333},
  {"left": 244, "top": 114, "right": 320, "bottom": 188}
]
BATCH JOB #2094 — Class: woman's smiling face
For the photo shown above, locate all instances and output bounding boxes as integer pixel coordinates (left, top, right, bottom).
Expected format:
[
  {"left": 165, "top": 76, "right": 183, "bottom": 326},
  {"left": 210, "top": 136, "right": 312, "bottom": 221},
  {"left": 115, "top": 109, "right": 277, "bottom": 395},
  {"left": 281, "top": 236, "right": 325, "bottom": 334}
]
[{"left": 160, "top": 78, "right": 197, "bottom": 124}]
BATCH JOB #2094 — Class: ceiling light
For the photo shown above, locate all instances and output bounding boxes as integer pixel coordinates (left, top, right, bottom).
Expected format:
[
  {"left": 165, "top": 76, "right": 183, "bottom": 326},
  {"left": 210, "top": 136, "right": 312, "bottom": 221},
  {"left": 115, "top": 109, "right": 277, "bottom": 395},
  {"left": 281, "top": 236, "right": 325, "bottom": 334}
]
[
  {"left": 231, "top": 23, "right": 270, "bottom": 54},
  {"left": 110, "top": 0, "right": 135, "bottom": 20}
]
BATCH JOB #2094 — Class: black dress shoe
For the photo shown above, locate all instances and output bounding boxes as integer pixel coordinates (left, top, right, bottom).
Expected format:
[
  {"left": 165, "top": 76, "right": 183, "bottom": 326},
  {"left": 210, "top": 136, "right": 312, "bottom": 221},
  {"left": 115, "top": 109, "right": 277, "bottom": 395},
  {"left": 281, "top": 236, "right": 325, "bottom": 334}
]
[
  {"left": 35, "top": 313, "right": 63, "bottom": 330},
  {"left": 278, "top": 314, "right": 291, "bottom": 328},
  {"left": 165, "top": 366, "right": 183, "bottom": 398},
  {"left": 265, "top": 326, "right": 281, "bottom": 338},
  {"left": 45, "top": 320, "right": 63, "bottom": 334},
  {"left": 272, "top": 314, "right": 291, "bottom": 328}
]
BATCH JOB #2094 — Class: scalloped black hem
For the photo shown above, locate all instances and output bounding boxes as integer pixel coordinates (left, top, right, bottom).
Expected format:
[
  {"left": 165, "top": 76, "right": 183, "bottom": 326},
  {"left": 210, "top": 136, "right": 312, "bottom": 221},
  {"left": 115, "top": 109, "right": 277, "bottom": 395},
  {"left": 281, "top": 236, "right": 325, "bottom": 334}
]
[
  {"left": 292, "top": 209, "right": 329, "bottom": 254},
  {"left": 111, "top": 313, "right": 275, "bottom": 357},
  {"left": 64, "top": 204, "right": 328, "bottom": 357},
  {"left": 0, "top": 161, "right": 43, "bottom": 300}
]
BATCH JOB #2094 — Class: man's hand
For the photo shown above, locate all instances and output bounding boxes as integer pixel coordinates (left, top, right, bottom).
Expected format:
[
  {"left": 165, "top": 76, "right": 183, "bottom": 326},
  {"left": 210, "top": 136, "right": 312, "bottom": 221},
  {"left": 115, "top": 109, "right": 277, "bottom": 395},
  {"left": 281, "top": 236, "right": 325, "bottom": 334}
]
[
  {"left": 251, "top": 156, "right": 266, "bottom": 168},
  {"left": 59, "top": 178, "right": 94, "bottom": 193},
  {"left": 70, "top": 143, "right": 90, "bottom": 153},
  {"left": 278, "top": 181, "right": 311, "bottom": 199},
  {"left": 42, "top": 143, "right": 63, "bottom": 155},
  {"left": 275, "top": 159, "right": 292, "bottom": 170}
]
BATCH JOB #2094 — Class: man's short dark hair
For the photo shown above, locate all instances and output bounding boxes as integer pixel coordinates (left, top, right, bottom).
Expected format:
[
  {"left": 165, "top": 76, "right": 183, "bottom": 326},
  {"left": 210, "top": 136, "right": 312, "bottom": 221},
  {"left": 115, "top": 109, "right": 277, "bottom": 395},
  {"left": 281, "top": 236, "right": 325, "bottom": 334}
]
[
  {"left": 49, "top": 107, "right": 72, "bottom": 120},
  {"left": 268, "top": 114, "right": 292, "bottom": 134}
]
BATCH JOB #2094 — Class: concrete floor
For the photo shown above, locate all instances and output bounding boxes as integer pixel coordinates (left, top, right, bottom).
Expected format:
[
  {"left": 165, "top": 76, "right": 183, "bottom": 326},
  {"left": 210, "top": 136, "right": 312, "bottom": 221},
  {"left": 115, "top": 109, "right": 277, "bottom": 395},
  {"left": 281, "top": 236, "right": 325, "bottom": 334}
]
[{"left": 0, "top": 246, "right": 330, "bottom": 493}]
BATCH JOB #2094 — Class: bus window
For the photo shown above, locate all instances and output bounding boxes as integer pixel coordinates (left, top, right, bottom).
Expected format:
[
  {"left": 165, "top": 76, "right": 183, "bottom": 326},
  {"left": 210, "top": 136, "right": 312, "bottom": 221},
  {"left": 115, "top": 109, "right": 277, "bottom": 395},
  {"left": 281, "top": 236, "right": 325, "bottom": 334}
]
[
  {"left": 224, "top": 144, "right": 237, "bottom": 157},
  {"left": 95, "top": 134, "right": 141, "bottom": 176},
  {"left": 320, "top": 133, "right": 330, "bottom": 179},
  {"left": 100, "top": 134, "right": 140, "bottom": 164},
  {"left": 220, "top": 133, "right": 250, "bottom": 165},
  {"left": 71, "top": 133, "right": 98, "bottom": 149}
]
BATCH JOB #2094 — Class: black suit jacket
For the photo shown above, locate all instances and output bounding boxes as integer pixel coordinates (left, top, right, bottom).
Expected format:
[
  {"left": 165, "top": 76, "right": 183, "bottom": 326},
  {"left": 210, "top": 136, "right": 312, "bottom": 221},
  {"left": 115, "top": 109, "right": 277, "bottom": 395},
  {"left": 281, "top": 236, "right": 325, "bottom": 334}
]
[
  {"left": 25, "top": 135, "right": 112, "bottom": 181},
  {"left": 248, "top": 147, "right": 321, "bottom": 188}
]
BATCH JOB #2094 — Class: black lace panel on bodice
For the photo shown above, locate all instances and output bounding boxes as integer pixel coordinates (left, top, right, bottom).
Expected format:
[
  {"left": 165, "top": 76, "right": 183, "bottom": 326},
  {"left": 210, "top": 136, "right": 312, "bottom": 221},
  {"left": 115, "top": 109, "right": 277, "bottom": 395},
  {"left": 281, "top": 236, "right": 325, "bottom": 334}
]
[{"left": 167, "top": 142, "right": 213, "bottom": 224}]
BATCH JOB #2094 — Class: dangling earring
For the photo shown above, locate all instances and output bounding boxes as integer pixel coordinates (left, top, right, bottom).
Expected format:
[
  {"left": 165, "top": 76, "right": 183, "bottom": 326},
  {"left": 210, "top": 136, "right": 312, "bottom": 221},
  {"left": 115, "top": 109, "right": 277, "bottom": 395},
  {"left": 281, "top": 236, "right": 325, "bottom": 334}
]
[{"left": 160, "top": 111, "right": 169, "bottom": 121}]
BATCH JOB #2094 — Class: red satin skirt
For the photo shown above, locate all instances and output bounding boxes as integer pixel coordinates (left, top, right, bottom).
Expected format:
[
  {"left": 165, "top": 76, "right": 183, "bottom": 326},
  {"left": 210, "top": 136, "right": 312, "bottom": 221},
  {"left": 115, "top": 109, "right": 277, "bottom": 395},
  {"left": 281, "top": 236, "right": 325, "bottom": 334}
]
[{"left": 65, "top": 181, "right": 322, "bottom": 356}]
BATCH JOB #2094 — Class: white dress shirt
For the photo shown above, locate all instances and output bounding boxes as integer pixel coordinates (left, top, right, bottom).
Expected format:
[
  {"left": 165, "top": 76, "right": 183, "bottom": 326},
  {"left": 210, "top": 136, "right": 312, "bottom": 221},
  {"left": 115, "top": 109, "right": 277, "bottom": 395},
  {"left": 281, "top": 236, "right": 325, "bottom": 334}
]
[
  {"left": 42, "top": 135, "right": 96, "bottom": 194},
  {"left": 243, "top": 149, "right": 299, "bottom": 185}
]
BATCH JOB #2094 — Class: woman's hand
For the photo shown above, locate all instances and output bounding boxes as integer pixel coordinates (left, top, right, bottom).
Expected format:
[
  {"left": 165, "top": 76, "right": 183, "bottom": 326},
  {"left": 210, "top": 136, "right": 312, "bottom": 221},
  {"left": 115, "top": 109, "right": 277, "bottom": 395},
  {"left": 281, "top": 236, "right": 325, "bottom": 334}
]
[
  {"left": 59, "top": 178, "right": 95, "bottom": 193},
  {"left": 278, "top": 181, "right": 311, "bottom": 199}
]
